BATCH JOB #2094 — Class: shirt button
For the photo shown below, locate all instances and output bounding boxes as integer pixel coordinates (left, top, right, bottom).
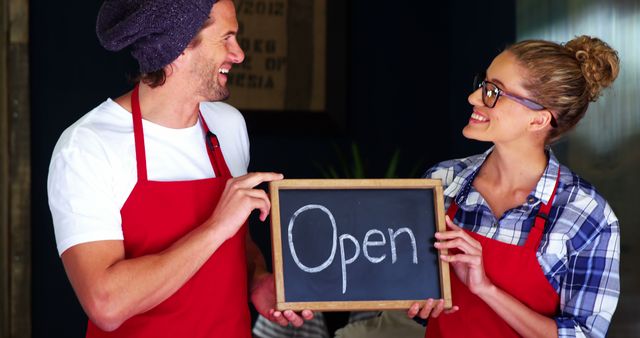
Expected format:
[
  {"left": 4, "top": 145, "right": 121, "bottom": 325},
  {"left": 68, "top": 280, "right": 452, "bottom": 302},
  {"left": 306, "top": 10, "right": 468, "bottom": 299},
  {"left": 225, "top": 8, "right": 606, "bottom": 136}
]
[{"left": 527, "top": 197, "right": 535, "bottom": 203}]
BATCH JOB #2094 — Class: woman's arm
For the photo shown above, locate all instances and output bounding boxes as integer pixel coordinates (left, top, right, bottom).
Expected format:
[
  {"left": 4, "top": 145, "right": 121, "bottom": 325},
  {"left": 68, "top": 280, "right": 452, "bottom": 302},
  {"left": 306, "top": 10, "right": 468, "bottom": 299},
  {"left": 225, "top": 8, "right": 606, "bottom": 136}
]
[
  {"left": 474, "top": 282, "right": 558, "bottom": 337},
  {"left": 553, "top": 211, "right": 620, "bottom": 338}
]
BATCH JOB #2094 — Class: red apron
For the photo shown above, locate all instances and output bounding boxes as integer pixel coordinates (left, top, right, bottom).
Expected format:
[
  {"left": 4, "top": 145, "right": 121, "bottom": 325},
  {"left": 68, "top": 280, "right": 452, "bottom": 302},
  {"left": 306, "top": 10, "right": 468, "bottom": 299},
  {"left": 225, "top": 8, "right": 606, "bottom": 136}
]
[
  {"left": 86, "top": 85, "right": 251, "bottom": 337},
  {"left": 427, "top": 174, "right": 560, "bottom": 338}
]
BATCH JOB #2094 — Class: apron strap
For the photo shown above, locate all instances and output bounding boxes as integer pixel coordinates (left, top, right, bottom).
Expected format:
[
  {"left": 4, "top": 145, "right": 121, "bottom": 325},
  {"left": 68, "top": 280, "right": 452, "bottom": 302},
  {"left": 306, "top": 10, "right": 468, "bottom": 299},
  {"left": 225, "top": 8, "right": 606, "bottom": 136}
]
[
  {"left": 446, "top": 201, "right": 459, "bottom": 221},
  {"left": 131, "top": 84, "right": 148, "bottom": 182},
  {"left": 524, "top": 169, "right": 561, "bottom": 251},
  {"left": 199, "top": 111, "right": 232, "bottom": 178}
]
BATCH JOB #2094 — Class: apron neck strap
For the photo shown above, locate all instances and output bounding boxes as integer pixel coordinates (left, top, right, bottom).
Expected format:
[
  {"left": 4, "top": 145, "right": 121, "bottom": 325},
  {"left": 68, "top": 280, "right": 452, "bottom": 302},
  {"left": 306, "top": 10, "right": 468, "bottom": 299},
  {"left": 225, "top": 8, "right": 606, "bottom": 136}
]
[
  {"left": 524, "top": 169, "right": 561, "bottom": 250},
  {"left": 198, "top": 112, "right": 232, "bottom": 178},
  {"left": 131, "top": 83, "right": 148, "bottom": 182}
]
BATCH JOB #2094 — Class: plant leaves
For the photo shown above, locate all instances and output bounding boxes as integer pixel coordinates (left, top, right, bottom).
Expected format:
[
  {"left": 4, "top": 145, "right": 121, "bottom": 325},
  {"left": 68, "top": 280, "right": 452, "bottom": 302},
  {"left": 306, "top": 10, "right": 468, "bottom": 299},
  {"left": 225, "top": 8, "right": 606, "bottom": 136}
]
[{"left": 384, "top": 149, "right": 401, "bottom": 178}]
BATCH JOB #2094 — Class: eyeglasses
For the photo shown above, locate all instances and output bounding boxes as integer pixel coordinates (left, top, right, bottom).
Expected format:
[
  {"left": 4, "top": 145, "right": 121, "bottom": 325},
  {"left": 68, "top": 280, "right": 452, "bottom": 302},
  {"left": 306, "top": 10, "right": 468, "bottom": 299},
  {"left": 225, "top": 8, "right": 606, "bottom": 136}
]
[{"left": 473, "top": 73, "right": 557, "bottom": 128}]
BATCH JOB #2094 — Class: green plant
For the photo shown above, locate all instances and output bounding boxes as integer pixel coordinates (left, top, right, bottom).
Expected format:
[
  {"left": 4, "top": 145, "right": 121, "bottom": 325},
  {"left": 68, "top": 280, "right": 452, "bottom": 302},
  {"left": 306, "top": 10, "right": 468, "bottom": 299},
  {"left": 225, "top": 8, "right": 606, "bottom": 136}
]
[{"left": 315, "top": 142, "right": 402, "bottom": 179}]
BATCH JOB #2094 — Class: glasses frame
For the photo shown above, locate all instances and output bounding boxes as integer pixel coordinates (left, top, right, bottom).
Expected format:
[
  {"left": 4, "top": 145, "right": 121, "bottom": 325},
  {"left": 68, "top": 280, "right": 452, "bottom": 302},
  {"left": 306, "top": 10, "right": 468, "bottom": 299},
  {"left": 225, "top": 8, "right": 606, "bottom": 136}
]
[{"left": 473, "top": 73, "right": 558, "bottom": 128}]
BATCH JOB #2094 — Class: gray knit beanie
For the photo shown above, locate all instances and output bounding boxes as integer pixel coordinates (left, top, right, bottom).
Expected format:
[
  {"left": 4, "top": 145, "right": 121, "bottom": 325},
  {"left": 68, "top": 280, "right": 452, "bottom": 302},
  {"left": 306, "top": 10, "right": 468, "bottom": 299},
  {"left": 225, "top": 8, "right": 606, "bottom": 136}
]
[{"left": 96, "top": 0, "right": 217, "bottom": 73}]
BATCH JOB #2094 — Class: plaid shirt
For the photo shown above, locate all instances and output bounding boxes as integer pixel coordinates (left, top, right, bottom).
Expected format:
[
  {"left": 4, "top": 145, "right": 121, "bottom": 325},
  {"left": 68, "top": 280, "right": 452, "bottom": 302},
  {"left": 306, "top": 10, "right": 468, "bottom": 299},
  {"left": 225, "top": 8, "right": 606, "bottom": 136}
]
[{"left": 424, "top": 147, "right": 620, "bottom": 338}]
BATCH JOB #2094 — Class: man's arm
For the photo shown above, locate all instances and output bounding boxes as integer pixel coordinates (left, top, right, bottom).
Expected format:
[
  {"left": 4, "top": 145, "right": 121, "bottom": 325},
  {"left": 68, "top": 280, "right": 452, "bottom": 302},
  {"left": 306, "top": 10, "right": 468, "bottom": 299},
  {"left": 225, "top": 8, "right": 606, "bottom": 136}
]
[
  {"left": 61, "top": 172, "right": 281, "bottom": 332},
  {"left": 246, "top": 224, "right": 314, "bottom": 327},
  {"left": 246, "top": 231, "right": 270, "bottom": 289}
]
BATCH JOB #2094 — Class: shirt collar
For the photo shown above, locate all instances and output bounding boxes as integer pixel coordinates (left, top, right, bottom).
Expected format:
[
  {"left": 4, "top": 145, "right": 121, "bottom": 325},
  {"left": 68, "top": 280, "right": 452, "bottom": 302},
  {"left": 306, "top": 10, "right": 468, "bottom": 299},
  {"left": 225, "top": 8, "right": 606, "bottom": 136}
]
[
  {"left": 532, "top": 148, "right": 561, "bottom": 205},
  {"left": 445, "top": 147, "right": 561, "bottom": 206}
]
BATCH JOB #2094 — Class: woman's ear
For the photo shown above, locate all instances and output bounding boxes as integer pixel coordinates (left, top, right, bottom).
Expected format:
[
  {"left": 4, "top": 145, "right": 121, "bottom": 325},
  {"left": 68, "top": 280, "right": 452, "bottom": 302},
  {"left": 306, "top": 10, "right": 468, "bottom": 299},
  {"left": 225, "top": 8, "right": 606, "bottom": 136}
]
[{"left": 529, "top": 110, "right": 554, "bottom": 131}]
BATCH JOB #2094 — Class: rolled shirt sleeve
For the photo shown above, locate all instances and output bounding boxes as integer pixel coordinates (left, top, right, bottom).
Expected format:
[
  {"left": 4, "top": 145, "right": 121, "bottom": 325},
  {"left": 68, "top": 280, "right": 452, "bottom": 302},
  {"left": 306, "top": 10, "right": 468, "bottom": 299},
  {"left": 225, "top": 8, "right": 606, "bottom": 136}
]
[{"left": 555, "top": 208, "right": 620, "bottom": 338}]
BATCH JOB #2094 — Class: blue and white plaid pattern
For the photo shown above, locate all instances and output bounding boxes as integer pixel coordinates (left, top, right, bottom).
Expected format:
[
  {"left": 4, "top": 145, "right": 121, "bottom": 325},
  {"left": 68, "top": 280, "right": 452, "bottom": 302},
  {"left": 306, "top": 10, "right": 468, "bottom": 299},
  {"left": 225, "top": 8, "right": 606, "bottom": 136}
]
[{"left": 424, "top": 147, "right": 620, "bottom": 338}]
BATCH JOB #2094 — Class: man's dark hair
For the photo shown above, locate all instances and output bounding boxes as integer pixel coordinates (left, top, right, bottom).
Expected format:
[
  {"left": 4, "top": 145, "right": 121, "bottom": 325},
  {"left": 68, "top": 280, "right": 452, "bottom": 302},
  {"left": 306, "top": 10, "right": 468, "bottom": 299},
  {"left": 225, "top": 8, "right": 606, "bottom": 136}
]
[{"left": 133, "top": 69, "right": 167, "bottom": 88}]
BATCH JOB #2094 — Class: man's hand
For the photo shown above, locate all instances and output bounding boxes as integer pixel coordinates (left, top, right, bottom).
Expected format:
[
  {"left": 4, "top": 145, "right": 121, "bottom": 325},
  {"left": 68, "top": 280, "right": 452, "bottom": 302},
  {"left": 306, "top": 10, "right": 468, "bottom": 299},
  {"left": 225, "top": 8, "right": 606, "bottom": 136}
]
[
  {"left": 207, "top": 172, "right": 283, "bottom": 241},
  {"left": 250, "top": 273, "right": 314, "bottom": 327}
]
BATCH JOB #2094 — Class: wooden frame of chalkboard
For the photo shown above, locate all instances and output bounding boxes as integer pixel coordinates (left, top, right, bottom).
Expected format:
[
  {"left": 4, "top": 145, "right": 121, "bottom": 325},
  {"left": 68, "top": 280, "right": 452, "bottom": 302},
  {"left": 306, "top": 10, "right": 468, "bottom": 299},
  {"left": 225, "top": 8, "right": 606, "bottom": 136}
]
[{"left": 269, "top": 179, "right": 452, "bottom": 311}]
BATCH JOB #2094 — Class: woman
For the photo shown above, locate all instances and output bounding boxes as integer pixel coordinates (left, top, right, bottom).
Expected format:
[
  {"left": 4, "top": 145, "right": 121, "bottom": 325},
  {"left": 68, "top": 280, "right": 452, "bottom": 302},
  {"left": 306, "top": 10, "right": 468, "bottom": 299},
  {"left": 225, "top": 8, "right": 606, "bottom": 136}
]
[{"left": 408, "top": 36, "right": 621, "bottom": 338}]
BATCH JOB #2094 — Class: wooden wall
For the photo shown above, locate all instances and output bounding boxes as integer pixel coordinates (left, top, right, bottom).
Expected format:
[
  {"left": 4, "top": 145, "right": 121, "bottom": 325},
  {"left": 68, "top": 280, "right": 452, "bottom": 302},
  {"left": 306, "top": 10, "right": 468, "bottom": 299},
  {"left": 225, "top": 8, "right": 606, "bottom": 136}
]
[{"left": 1, "top": 0, "right": 31, "bottom": 337}]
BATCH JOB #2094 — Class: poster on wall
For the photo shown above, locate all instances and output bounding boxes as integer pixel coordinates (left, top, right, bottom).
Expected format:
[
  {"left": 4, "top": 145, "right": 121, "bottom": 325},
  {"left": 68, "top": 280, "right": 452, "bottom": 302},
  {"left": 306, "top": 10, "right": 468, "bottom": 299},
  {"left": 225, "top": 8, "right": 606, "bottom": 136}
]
[{"left": 227, "top": 0, "right": 326, "bottom": 112}]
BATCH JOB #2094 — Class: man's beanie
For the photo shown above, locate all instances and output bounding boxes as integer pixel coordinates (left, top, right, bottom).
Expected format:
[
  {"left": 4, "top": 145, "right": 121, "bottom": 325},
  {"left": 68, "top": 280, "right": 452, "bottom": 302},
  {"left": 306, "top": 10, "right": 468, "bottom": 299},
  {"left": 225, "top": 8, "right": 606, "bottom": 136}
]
[{"left": 96, "top": 0, "right": 218, "bottom": 73}]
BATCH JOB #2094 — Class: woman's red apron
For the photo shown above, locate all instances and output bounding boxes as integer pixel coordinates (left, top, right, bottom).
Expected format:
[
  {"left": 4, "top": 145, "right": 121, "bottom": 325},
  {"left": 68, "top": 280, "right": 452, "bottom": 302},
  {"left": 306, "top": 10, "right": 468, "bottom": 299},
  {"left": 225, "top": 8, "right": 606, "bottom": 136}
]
[
  {"left": 86, "top": 85, "right": 251, "bottom": 337},
  {"left": 427, "top": 174, "right": 561, "bottom": 337}
]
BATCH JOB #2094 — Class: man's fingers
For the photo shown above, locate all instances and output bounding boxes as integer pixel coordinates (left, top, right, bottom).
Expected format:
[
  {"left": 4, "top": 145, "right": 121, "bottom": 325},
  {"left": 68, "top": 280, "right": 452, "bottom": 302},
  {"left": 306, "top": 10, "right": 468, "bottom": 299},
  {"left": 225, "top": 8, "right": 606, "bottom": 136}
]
[
  {"left": 271, "top": 309, "right": 311, "bottom": 327},
  {"left": 249, "top": 194, "right": 271, "bottom": 221},
  {"left": 272, "top": 311, "right": 289, "bottom": 326},
  {"left": 301, "top": 310, "right": 314, "bottom": 320},
  {"left": 236, "top": 172, "right": 284, "bottom": 188},
  {"left": 244, "top": 188, "right": 269, "bottom": 201},
  {"left": 284, "top": 310, "right": 304, "bottom": 327}
]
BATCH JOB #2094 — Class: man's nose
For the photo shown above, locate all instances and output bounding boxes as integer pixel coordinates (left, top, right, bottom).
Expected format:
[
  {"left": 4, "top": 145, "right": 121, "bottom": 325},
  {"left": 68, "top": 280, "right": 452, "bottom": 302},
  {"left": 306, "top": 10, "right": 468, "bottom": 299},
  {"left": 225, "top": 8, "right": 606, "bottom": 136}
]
[{"left": 229, "top": 41, "right": 245, "bottom": 64}]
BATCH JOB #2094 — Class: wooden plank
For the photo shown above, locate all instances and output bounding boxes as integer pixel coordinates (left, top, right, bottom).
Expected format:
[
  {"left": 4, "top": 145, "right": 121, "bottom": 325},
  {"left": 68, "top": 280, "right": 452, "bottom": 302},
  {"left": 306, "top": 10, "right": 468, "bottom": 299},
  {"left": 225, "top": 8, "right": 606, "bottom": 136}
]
[
  {"left": 273, "top": 178, "right": 444, "bottom": 189},
  {"left": 0, "top": 0, "right": 10, "bottom": 335},
  {"left": 269, "top": 182, "right": 286, "bottom": 305},
  {"left": 9, "top": 0, "right": 27, "bottom": 43},
  {"left": 278, "top": 300, "right": 428, "bottom": 312},
  {"left": 9, "top": 41, "right": 31, "bottom": 338},
  {"left": 434, "top": 185, "right": 452, "bottom": 309},
  {"left": 8, "top": 0, "right": 30, "bottom": 336}
]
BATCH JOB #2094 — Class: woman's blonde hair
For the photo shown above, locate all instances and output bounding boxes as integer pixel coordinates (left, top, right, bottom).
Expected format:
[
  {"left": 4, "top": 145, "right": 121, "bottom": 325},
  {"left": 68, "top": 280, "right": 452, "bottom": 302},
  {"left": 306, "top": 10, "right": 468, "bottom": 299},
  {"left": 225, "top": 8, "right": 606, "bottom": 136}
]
[{"left": 507, "top": 35, "right": 620, "bottom": 142}]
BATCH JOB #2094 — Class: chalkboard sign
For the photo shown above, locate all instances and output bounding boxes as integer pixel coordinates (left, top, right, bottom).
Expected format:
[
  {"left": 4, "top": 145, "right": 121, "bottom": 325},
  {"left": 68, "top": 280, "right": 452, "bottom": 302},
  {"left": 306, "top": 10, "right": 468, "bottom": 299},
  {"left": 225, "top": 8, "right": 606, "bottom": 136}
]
[{"left": 269, "top": 179, "right": 451, "bottom": 311}]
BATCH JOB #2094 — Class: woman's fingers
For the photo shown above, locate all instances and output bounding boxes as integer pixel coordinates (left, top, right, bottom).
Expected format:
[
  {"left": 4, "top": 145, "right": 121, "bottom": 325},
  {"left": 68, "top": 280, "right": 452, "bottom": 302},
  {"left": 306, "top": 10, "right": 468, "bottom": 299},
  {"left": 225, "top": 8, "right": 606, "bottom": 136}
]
[
  {"left": 430, "top": 300, "right": 445, "bottom": 318},
  {"left": 407, "top": 302, "right": 421, "bottom": 318},
  {"left": 418, "top": 299, "right": 436, "bottom": 319},
  {"left": 435, "top": 217, "right": 482, "bottom": 251},
  {"left": 440, "top": 253, "right": 482, "bottom": 266},
  {"left": 407, "top": 299, "right": 449, "bottom": 319},
  {"left": 434, "top": 237, "right": 480, "bottom": 255},
  {"left": 444, "top": 305, "right": 460, "bottom": 314},
  {"left": 445, "top": 215, "right": 460, "bottom": 230}
]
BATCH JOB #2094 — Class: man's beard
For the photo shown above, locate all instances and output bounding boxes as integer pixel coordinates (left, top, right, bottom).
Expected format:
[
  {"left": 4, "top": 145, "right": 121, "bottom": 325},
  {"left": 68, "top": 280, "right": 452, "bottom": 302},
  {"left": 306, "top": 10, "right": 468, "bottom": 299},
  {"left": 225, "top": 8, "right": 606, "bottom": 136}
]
[
  {"left": 204, "top": 74, "right": 230, "bottom": 101},
  {"left": 194, "top": 62, "right": 230, "bottom": 101}
]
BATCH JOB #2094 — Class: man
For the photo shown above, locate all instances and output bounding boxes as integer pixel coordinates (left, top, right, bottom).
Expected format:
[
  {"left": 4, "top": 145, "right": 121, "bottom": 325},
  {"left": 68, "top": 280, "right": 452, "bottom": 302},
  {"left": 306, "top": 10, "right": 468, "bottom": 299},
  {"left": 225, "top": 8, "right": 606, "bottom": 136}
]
[{"left": 47, "top": 0, "right": 312, "bottom": 336}]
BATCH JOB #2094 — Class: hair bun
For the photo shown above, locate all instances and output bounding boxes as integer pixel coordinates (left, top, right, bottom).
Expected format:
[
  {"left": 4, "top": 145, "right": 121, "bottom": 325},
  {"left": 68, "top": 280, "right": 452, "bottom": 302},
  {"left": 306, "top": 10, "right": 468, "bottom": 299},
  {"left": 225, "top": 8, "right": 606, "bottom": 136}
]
[{"left": 564, "top": 35, "right": 620, "bottom": 102}]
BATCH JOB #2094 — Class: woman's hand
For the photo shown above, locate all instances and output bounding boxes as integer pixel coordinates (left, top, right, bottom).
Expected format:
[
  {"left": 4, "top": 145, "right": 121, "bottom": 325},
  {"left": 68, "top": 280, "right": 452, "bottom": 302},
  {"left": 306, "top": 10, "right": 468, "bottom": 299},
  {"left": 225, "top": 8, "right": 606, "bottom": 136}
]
[
  {"left": 407, "top": 299, "right": 459, "bottom": 320},
  {"left": 435, "top": 216, "right": 494, "bottom": 296}
]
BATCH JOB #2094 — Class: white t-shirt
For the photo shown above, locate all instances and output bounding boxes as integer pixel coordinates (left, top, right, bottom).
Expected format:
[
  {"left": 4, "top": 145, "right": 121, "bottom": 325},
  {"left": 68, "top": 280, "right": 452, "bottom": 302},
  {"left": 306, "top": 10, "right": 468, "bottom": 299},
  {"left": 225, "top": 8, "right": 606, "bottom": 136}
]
[{"left": 48, "top": 99, "right": 250, "bottom": 255}]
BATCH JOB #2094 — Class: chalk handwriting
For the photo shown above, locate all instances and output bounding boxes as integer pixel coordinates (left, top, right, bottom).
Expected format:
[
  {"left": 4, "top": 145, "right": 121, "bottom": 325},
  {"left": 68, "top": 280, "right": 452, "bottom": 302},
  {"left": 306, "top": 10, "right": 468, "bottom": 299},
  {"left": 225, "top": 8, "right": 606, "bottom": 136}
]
[{"left": 288, "top": 204, "right": 419, "bottom": 294}]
